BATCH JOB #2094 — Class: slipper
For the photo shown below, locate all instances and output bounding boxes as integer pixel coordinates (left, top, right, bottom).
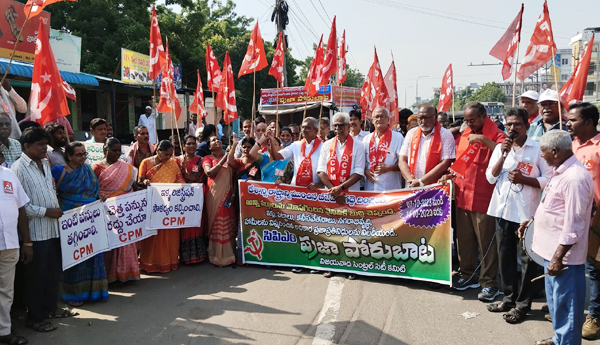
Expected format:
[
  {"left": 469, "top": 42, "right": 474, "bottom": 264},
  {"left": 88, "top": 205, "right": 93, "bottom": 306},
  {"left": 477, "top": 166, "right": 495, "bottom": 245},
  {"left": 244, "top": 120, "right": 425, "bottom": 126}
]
[
  {"left": 487, "top": 302, "right": 515, "bottom": 313},
  {"left": 47, "top": 307, "right": 79, "bottom": 319},
  {"left": 25, "top": 320, "right": 56, "bottom": 333},
  {"left": 347, "top": 274, "right": 356, "bottom": 280},
  {"left": 323, "top": 272, "right": 333, "bottom": 278},
  {"left": 0, "top": 332, "right": 28, "bottom": 345},
  {"left": 503, "top": 308, "right": 527, "bottom": 324}
]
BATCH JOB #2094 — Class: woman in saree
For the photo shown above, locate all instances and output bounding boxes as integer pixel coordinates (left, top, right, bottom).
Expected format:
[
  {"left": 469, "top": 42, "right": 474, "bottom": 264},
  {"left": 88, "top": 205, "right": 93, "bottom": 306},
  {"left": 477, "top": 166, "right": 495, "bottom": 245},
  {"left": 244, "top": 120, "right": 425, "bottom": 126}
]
[
  {"left": 138, "top": 140, "right": 185, "bottom": 273},
  {"left": 175, "top": 135, "right": 208, "bottom": 265},
  {"left": 202, "top": 135, "right": 236, "bottom": 267},
  {"left": 51, "top": 142, "right": 108, "bottom": 306},
  {"left": 92, "top": 138, "right": 140, "bottom": 283}
]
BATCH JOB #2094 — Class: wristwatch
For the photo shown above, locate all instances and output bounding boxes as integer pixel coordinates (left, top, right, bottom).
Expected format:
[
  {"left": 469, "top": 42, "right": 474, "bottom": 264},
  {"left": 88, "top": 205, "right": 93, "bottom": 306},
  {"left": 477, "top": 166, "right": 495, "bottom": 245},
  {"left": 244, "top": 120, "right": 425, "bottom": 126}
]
[
  {"left": 341, "top": 185, "right": 346, "bottom": 190},
  {"left": 418, "top": 179, "right": 424, "bottom": 187}
]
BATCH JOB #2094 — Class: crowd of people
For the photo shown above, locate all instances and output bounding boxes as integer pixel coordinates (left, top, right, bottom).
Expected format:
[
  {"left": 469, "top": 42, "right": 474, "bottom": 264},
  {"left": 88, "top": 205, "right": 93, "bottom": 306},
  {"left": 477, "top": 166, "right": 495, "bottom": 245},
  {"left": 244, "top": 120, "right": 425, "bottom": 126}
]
[{"left": 0, "top": 83, "right": 597, "bottom": 344}]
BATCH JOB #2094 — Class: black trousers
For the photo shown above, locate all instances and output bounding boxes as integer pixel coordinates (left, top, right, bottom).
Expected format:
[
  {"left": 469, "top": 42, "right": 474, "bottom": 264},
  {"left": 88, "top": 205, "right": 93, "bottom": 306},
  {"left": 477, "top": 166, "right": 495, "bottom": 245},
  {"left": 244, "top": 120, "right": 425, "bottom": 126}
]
[
  {"left": 496, "top": 218, "right": 539, "bottom": 311},
  {"left": 25, "top": 238, "right": 61, "bottom": 323}
]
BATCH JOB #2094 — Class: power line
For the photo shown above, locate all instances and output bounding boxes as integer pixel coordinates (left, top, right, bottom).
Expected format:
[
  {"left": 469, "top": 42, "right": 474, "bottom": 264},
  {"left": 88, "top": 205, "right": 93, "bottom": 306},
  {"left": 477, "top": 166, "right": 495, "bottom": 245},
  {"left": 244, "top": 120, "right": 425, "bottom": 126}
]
[
  {"left": 317, "top": 0, "right": 332, "bottom": 22},
  {"left": 308, "top": 0, "right": 330, "bottom": 29}
]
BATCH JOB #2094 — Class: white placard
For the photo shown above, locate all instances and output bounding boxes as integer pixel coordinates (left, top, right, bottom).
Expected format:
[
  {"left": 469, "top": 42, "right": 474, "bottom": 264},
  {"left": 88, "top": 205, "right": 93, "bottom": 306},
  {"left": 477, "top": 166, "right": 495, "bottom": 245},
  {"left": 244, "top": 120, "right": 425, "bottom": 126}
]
[
  {"left": 104, "top": 190, "right": 157, "bottom": 250},
  {"left": 147, "top": 183, "right": 204, "bottom": 230},
  {"left": 84, "top": 143, "right": 131, "bottom": 166},
  {"left": 58, "top": 200, "right": 110, "bottom": 271}
]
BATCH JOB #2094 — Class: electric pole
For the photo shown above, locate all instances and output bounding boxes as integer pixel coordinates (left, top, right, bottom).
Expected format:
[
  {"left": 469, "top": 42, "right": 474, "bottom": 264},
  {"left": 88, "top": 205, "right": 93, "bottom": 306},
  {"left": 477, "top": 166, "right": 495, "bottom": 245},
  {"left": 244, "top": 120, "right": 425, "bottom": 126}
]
[{"left": 275, "top": 0, "right": 288, "bottom": 86}]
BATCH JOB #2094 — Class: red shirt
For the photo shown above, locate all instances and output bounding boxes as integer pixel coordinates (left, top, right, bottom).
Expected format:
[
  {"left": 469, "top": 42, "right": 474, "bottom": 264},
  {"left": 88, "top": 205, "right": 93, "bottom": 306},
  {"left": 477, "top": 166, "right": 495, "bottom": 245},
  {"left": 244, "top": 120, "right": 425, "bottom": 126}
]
[
  {"left": 572, "top": 133, "right": 600, "bottom": 204},
  {"left": 455, "top": 120, "right": 507, "bottom": 214}
]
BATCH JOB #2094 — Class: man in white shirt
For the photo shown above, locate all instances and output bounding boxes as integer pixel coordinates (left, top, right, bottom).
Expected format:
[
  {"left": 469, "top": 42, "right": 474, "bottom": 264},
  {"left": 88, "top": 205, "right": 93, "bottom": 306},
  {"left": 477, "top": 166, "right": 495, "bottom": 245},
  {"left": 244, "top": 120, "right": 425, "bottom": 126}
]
[
  {"left": 485, "top": 107, "right": 552, "bottom": 321},
  {"left": 85, "top": 118, "right": 107, "bottom": 144},
  {"left": 363, "top": 107, "right": 404, "bottom": 191},
  {"left": 187, "top": 113, "right": 198, "bottom": 137},
  {"left": 349, "top": 109, "right": 369, "bottom": 140},
  {"left": 138, "top": 106, "right": 157, "bottom": 145},
  {"left": 0, "top": 166, "right": 32, "bottom": 344},
  {"left": 399, "top": 103, "right": 455, "bottom": 187}
]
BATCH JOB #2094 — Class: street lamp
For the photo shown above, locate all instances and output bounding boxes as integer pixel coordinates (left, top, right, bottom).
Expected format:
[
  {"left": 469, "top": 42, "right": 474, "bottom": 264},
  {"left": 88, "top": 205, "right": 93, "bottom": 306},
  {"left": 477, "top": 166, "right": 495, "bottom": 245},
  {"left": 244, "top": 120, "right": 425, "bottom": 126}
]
[
  {"left": 415, "top": 75, "right": 429, "bottom": 106},
  {"left": 404, "top": 86, "right": 414, "bottom": 108}
]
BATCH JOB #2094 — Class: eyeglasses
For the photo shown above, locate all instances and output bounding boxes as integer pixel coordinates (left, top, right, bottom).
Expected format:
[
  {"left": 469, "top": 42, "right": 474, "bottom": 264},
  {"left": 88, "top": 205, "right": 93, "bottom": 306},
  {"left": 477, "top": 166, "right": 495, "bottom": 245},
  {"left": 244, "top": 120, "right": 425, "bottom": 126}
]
[
  {"left": 332, "top": 123, "right": 347, "bottom": 128},
  {"left": 74, "top": 152, "right": 88, "bottom": 158},
  {"left": 464, "top": 116, "right": 481, "bottom": 125},
  {"left": 506, "top": 123, "right": 524, "bottom": 129}
]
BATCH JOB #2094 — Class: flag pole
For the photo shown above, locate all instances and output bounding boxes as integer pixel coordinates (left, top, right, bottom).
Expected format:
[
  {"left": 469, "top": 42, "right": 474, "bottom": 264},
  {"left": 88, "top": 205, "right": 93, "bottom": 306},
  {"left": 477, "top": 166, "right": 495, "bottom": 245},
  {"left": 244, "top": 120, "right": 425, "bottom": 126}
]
[
  {"left": 512, "top": 41, "right": 521, "bottom": 107},
  {"left": 212, "top": 90, "right": 217, "bottom": 126},
  {"left": 153, "top": 84, "right": 159, "bottom": 146},
  {"left": 0, "top": 6, "right": 32, "bottom": 86},
  {"left": 251, "top": 70, "right": 256, "bottom": 138},
  {"left": 276, "top": 82, "right": 280, "bottom": 137},
  {"left": 551, "top": 46, "right": 563, "bottom": 130},
  {"left": 318, "top": 100, "right": 323, "bottom": 139},
  {"left": 451, "top": 90, "right": 456, "bottom": 122}
]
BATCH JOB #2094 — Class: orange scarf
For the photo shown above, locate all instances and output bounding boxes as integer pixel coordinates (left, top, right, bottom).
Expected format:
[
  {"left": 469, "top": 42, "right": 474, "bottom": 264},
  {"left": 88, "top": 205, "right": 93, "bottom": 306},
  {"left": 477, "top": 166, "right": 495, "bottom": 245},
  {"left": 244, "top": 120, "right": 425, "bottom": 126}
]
[
  {"left": 452, "top": 116, "right": 498, "bottom": 176},
  {"left": 409, "top": 123, "right": 442, "bottom": 176},
  {"left": 296, "top": 137, "right": 321, "bottom": 187},
  {"left": 369, "top": 128, "right": 392, "bottom": 173},
  {"left": 327, "top": 135, "right": 354, "bottom": 186}
]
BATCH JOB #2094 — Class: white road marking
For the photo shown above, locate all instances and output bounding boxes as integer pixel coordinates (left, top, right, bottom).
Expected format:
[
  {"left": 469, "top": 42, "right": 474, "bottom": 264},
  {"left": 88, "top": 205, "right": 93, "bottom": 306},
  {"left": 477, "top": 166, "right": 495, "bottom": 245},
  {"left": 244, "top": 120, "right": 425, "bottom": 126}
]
[{"left": 312, "top": 277, "right": 345, "bottom": 345}]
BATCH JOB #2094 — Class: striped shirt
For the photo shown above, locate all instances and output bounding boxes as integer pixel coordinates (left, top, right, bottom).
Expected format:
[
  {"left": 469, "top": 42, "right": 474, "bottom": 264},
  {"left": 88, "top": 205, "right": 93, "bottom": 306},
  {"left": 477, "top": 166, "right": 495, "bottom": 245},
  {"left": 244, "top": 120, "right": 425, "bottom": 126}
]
[
  {"left": 11, "top": 153, "right": 60, "bottom": 241},
  {"left": 0, "top": 138, "right": 22, "bottom": 168},
  {"left": 527, "top": 119, "right": 568, "bottom": 142}
]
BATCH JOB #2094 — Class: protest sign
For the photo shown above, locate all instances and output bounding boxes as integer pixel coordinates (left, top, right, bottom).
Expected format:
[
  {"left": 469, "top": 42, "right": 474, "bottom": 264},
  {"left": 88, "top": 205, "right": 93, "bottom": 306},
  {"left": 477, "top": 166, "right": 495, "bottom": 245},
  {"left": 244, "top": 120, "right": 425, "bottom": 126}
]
[
  {"left": 59, "top": 200, "right": 110, "bottom": 271},
  {"left": 104, "top": 190, "right": 157, "bottom": 250},
  {"left": 147, "top": 183, "right": 204, "bottom": 230},
  {"left": 239, "top": 181, "right": 452, "bottom": 285},
  {"left": 84, "top": 143, "right": 131, "bottom": 165}
]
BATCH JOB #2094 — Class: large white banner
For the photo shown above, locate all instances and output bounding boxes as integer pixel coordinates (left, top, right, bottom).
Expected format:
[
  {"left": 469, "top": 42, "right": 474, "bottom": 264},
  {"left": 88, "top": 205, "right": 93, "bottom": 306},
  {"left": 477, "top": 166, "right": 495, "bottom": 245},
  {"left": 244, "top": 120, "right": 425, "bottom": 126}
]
[
  {"left": 59, "top": 200, "right": 110, "bottom": 270},
  {"left": 104, "top": 190, "right": 157, "bottom": 250},
  {"left": 147, "top": 183, "right": 204, "bottom": 230},
  {"left": 84, "top": 143, "right": 132, "bottom": 166}
]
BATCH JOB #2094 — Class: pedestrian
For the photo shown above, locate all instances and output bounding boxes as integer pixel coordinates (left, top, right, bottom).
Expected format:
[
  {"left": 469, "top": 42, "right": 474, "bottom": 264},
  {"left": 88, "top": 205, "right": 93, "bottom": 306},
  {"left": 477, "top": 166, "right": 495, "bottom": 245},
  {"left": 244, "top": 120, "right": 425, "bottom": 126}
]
[
  {"left": 86, "top": 118, "right": 108, "bottom": 144},
  {"left": 485, "top": 107, "right": 551, "bottom": 323},
  {"left": 138, "top": 106, "right": 157, "bottom": 145},
  {"left": 138, "top": 140, "right": 184, "bottom": 273},
  {"left": 92, "top": 138, "right": 141, "bottom": 283},
  {"left": 44, "top": 122, "right": 67, "bottom": 168},
  {"left": 522, "top": 130, "right": 594, "bottom": 345},
  {"left": 399, "top": 103, "right": 455, "bottom": 187},
  {"left": 528, "top": 90, "right": 567, "bottom": 142},
  {"left": 188, "top": 113, "right": 198, "bottom": 137},
  {"left": 567, "top": 102, "right": 600, "bottom": 339},
  {"left": 519, "top": 90, "right": 540, "bottom": 124},
  {"left": 52, "top": 142, "right": 109, "bottom": 306},
  {"left": 126, "top": 125, "right": 155, "bottom": 170}
]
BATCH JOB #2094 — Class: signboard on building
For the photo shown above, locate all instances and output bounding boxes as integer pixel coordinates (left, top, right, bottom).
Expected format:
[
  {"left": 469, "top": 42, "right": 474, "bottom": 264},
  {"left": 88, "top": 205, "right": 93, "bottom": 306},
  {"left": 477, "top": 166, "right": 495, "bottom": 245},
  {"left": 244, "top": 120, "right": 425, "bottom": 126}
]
[
  {"left": 49, "top": 29, "right": 81, "bottom": 73},
  {"left": 121, "top": 48, "right": 152, "bottom": 85},
  {"left": 0, "top": 1, "right": 51, "bottom": 62},
  {"left": 332, "top": 86, "right": 361, "bottom": 112},
  {"left": 260, "top": 86, "right": 332, "bottom": 106}
]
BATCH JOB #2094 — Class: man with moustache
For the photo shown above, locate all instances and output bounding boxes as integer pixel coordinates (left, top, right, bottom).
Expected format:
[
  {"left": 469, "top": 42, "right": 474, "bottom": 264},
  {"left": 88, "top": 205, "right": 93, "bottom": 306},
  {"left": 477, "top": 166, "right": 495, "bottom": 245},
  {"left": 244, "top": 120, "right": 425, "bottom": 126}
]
[
  {"left": 528, "top": 90, "right": 567, "bottom": 142},
  {"left": 254, "top": 122, "right": 268, "bottom": 153},
  {"left": 349, "top": 110, "right": 369, "bottom": 140},
  {"left": 519, "top": 90, "right": 540, "bottom": 125},
  {"left": 0, "top": 114, "right": 20, "bottom": 168},
  {"left": 126, "top": 125, "right": 155, "bottom": 169},
  {"left": 566, "top": 102, "right": 600, "bottom": 339},
  {"left": 361, "top": 107, "right": 403, "bottom": 191},
  {"left": 44, "top": 123, "right": 67, "bottom": 168}
]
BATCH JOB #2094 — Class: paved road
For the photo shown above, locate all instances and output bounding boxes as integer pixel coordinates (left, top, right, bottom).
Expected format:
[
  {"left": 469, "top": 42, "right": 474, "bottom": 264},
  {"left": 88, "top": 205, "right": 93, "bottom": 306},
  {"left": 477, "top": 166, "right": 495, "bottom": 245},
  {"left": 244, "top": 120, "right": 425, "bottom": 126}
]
[{"left": 19, "top": 264, "right": 595, "bottom": 345}]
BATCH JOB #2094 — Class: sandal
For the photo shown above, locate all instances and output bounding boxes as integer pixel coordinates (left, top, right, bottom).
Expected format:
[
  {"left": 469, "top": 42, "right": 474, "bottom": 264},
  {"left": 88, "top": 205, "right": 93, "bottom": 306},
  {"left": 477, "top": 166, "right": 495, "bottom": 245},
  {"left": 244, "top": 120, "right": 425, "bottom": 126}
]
[
  {"left": 487, "top": 302, "right": 515, "bottom": 313},
  {"left": 67, "top": 301, "right": 83, "bottom": 307},
  {"left": 0, "top": 332, "right": 28, "bottom": 345},
  {"left": 25, "top": 320, "right": 57, "bottom": 333},
  {"left": 503, "top": 308, "right": 527, "bottom": 324},
  {"left": 323, "top": 272, "right": 333, "bottom": 278},
  {"left": 46, "top": 307, "right": 79, "bottom": 319}
]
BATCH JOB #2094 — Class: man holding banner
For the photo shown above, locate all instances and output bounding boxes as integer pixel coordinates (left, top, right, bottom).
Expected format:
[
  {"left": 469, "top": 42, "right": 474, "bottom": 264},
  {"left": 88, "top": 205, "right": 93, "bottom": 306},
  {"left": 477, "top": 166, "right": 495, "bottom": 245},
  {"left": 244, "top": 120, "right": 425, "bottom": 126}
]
[
  {"left": 443, "top": 102, "right": 506, "bottom": 301},
  {"left": 399, "top": 103, "right": 455, "bottom": 188}
]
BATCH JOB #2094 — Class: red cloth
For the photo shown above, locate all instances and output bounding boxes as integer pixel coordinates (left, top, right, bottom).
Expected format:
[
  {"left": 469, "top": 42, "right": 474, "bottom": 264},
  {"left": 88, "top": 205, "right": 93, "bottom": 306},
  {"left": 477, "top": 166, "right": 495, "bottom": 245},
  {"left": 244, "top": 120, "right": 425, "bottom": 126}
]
[
  {"left": 149, "top": 5, "right": 166, "bottom": 81},
  {"left": 238, "top": 21, "right": 268, "bottom": 78},
  {"left": 455, "top": 118, "right": 507, "bottom": 213},
  {"left": 215, "top": 52, "right": 238, "bottom": 125},
  {"left": 269, "top": 32, "right": 285, "bottom": 85},
  {"left": 437, "top": 64, "right": 453, "bottom": 112}
]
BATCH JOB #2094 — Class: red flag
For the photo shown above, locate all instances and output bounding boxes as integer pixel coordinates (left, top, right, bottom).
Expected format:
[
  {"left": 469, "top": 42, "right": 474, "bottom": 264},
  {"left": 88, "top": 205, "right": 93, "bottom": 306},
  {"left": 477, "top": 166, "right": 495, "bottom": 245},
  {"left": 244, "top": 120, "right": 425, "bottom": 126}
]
[
  {"left": 156, "top": 42, "right": 182, "bottom": 120},
  {"left": 24, "top": 0, "right": 75, "bottom": 18},
  {"left": 370, "top": 48, "right": 388, "bottom": 110},
  {"left": 337, "top": 30, "right": 346, "bottom": 86},
  {"left": 238, "top": 21, "right": 268, "bottom": 78},
  {"left": 149, "top": 5, "right": 166, "bottom": 81},
  {"left": 489, "top": 4, "right": 524, "bottom": 80},
  {"left": 438, "top": 64, "right": 453, "bottom": 112},
  {"left": 560, "top": 33, "right": 595, "bottom": 106},
  {"left": 304, "top": 35, "right": 325, "bottom": 97},
  {"left": 384, "top": 58, "right": 398, "bottom": 120},
  {"left": 215, "top": 52, "right": 238, "bottom": 125},
  {"left": 517, "top": 1, "right": 556, "bottom": 82},
  {"left": 360, "top": 63, "right": 374, "bottom": 116},
  {"left": 62, "top": 81, "right": 76, "bottom": 101},
  {"left": 269, "top": 32, "right": 285, "bottom": 85},
  {"left": 206, "top": 42, "right": 222, "bottom": 92},
  {"left": 29, "top": 18, "right": 70, "bottom": 125},
  {"left": 321, "top": 16, "right": 337, "bottom": 83},
  {"left": 189, "top": 70, "right": 207, "bottom": 118}
]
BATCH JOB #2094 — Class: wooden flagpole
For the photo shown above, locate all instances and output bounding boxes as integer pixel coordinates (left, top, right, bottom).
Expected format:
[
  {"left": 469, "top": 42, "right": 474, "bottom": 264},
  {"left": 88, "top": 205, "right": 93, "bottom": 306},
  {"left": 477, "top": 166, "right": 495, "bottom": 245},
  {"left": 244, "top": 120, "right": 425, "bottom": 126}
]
[
  {"left": 212, "top": 90, "right": 217, "bottom": 126},
  {"left": 550, "top": 46, "right": 563, "bottom": 130},
  {"left": 318, "top": 100, "right": 323, "bottom": 139},
  {"left": 153, "top": 85, "right": 159, "bottom": 146},
  {"left": 512, "top": 41, "right": 521, "bottom": 107},
  {"left": 451, "top": 90, "right": 456, "bottom": 122},
  {"left": 276, "top": 82, "right": 280, "bottom": 137},
  {"left": 251, "top": 70, "right": 256, "bottom": 138},
  {"left": 0, "top": 6, "right": 32, "bottom": 86}
]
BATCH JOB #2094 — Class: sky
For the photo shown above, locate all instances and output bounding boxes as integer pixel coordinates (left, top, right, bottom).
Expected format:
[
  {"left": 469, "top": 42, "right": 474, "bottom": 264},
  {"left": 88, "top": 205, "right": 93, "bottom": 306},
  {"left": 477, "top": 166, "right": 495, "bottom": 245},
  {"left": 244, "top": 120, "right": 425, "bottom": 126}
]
[{"left": 165, "top": 0, "right": 600, "bottom": 106}]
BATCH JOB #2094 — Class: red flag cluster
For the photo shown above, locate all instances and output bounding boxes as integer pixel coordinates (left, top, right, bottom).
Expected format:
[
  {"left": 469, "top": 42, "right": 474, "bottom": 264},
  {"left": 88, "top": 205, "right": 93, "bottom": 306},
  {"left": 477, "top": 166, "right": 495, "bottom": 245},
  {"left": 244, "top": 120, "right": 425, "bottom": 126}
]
[
  {"left": 189, "top": 70, "right": 207, "bottom": 118},
  {"left": 337, "top": 30, "right": 347, "bottom": 86},
  {"left": 489, "top": 4, "right": 523, "bottom": 80},
  {"left": 360, "top": 48, "right": 396, "bottom": 119},
  {"left": 305, "top": 35, "right": 325, "bottom": 97},
  {"left": 214, "top": 52, "right": 238, "bottom": 124},
  {"left": 560, "top": 34, "right": 595, "bottom": 106},
  {"left": 517, "top": 1, "right": 556, "bottom": 81},
  {"left": 238, "top": 21, "right": 268, "bottom": 78},
  {"left": 269, "top": 32, "right": 285, "bottom": 85},
  {"left": 149, "top": 6, "right": 166, "bottom": 81},
  {"left": 437, "top": 64, "right": 453, "bottom": 112},
  {"left": 206, "top": 43, "right": 222, "bottom": 93},
  {"left": 156, "top": 42, "right": 182, "bottom": 120},
  {"left": 24, "top": 0, "right": 76, "bottom": 18}
]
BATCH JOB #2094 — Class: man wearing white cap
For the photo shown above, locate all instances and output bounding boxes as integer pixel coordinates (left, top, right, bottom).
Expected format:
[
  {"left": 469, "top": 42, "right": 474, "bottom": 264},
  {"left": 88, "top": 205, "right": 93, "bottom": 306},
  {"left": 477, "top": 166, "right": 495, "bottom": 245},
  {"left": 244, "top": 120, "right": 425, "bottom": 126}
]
[
  {"left": 528, "top": 89, "right": 567, "bottom": 142},
  {"left": 138, "top": 106, "right": 157, "bottom": 145},
  {"left": 519, "top": 90, "right": 540, "bottom": 125}
]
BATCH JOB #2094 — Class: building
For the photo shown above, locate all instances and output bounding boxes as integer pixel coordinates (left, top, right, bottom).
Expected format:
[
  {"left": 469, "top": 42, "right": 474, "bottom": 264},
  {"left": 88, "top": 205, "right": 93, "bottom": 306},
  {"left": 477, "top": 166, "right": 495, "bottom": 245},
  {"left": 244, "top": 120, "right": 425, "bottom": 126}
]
[{"left": 570, "top": 27, "right": 600, "bottom": 104}]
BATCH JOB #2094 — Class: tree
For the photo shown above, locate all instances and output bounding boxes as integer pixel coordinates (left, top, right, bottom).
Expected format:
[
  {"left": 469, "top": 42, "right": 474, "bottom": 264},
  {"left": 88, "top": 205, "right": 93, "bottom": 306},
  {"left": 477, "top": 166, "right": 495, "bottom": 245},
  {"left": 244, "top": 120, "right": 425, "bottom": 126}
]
[{"left": 468, "top": 82, "right": 507, "bottom": 103}]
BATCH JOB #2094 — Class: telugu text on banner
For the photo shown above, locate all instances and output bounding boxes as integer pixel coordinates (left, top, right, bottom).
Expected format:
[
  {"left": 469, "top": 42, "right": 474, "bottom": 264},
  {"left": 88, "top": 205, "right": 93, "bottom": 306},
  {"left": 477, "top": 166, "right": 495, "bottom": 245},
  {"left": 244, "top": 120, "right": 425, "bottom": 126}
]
[
  {"left": 104, "top": 190, "right": 157, "bottom": 250},
  {"left": 147, "top": 183, "right": 204, "bottom": 230}
]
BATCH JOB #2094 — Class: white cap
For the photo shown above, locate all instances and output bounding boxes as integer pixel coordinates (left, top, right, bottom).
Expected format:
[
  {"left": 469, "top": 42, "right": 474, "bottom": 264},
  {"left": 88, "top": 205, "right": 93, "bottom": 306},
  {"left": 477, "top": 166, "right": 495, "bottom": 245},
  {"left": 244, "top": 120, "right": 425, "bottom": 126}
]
[
  {"left": 520, "top": 90, "right": 539, "bottom": 101},
  {"left": 145, "top": 105, "right": 152, "bottom": 110},
  {"left": 538, "top": 89, "right": 560, "bottom": 103}
]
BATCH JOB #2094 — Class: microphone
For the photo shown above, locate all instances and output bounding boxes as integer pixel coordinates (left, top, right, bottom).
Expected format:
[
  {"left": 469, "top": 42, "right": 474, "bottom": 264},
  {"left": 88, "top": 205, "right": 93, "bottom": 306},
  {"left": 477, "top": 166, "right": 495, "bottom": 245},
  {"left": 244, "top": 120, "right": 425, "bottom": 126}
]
[{"left": 502, "top": 132, "right": 516, "bottom": 158}]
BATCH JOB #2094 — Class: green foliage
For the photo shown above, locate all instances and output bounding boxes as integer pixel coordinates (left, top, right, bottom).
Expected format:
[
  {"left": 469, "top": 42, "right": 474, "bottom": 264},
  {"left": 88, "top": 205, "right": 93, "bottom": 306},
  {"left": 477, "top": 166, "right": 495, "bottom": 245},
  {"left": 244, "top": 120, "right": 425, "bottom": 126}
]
[{"left": 467, "top": 82, "right": 506, "bottom": 103}]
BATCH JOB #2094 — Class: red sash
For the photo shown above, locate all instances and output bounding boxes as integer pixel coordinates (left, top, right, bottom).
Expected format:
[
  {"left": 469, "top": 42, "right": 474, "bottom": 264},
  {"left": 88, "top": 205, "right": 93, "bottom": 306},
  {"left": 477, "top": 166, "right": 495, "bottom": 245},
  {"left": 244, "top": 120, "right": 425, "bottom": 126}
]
[
  {"left": 369, "top": 128, "right": 392, "bottom": 173},
  {"left": 327, "top": 136, "right": 354, "bottom": 186},
  {"left": 409, "top": 122, "right": 442, "bottom": 176},
  {"left": 296, "top": 137, "right": 321, "bottom": 187},
  {"left": 451, "top": 116, "right": 498, "bottom": 177}
]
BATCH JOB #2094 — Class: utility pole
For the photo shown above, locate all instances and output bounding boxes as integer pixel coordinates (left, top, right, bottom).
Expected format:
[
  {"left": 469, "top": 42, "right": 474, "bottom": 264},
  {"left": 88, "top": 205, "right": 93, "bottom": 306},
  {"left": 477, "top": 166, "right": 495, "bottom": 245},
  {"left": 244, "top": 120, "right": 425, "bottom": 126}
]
[{"left": 276, "top": 0, "right": 288, "bottom": 86}]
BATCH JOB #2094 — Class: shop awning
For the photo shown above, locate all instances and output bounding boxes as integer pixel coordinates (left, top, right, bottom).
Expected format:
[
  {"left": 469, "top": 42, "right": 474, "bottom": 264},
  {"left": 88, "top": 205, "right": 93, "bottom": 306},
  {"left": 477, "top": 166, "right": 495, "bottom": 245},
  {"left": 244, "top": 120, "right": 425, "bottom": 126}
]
[{"left": 0, "top": 58, "right": 99, "bottom": 87}]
